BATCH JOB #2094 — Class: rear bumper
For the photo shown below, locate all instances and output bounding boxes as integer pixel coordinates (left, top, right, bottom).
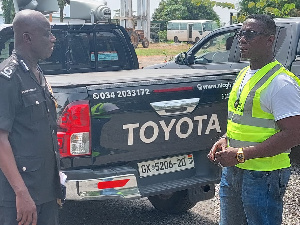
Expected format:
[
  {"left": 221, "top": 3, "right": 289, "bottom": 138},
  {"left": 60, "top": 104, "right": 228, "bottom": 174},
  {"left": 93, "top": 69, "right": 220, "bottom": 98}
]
[
  {"left": 63, "top": 166, "right": 141, "bottom": 200},
  {"left": 63, "top": 164, "right": 220, "bottom": 201}
]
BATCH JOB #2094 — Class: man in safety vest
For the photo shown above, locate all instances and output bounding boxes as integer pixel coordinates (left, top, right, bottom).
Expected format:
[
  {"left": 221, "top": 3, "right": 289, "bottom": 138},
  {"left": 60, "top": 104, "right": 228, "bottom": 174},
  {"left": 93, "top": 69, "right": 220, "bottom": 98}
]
[{"left": 208, "top": 14, "right": 300, "bottom": 225}]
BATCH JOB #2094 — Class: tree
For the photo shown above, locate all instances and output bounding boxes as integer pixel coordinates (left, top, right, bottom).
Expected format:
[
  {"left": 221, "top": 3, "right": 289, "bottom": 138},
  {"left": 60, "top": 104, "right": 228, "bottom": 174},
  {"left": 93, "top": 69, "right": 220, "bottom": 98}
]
[
  {"left": 1, "top": 0, "right": 64, "bottom": 24},
  {"left": 57, "top": 0, "right": 70, "bottom": 22},
  {"left": 152, "top": 0, "right": 220, "bottom": 26},
  {"left": 192, "top": 0, "right": 235, "bottom": 10},
  {"left": 239, "top": 0, "right": 300, "bottom": 18},
  {"left": 1, "top": 0, "right": 15, "bottom": 24}
]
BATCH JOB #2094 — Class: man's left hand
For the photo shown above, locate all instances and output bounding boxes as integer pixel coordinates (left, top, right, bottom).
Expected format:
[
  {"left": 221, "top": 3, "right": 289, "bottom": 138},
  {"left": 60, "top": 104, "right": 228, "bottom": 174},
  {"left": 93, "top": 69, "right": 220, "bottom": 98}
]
[{"left": 214, "top": 146, "right": 239, "bottom": 167}]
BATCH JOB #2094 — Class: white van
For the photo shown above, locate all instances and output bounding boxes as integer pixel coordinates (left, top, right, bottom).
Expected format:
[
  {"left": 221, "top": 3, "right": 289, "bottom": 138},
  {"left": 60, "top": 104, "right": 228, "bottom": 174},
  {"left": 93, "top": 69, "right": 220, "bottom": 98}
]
[{"left": 167, "top": 20, "right": 218, "bottom": 43}]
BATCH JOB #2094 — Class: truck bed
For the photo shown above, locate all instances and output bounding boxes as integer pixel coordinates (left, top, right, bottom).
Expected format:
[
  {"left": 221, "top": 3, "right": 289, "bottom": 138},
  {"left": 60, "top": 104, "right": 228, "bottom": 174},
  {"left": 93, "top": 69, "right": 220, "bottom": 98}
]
[{"left": 46, "top": 69, "right": 239, "bottom": 87}]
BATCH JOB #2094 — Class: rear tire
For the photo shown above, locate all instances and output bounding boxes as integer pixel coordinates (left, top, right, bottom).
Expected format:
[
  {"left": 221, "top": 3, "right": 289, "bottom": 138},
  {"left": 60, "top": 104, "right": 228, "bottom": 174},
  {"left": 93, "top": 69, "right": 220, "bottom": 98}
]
[
  {"left": 142, "top": 38, "right": 149, "bottom": 48},
  {"left": 174, "top": 36, "right": 179, "bottom": 43},
  {"left": 148, "top": 190, "right": 196, "bottom": 214}
]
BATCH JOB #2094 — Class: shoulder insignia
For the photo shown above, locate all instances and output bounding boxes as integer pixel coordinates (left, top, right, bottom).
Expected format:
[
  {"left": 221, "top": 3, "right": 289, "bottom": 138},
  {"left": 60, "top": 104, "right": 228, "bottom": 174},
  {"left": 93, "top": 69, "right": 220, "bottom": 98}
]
[{"left": 0, "top": 57, "right": 18, "bottom": 80}]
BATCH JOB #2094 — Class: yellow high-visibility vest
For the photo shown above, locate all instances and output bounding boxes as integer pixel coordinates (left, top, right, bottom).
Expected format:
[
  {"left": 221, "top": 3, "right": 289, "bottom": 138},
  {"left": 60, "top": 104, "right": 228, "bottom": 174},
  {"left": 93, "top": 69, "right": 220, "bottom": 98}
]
[{"left": 227, "top": 60, "right": 300, "bottom": 171}]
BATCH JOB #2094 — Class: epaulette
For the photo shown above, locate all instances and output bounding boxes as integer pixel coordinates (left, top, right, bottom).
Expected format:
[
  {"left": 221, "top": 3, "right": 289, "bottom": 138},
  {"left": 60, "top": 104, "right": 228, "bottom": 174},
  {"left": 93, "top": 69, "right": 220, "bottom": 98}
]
[{"left": 0, "top": 57, "right": 18, "bottom": 80}]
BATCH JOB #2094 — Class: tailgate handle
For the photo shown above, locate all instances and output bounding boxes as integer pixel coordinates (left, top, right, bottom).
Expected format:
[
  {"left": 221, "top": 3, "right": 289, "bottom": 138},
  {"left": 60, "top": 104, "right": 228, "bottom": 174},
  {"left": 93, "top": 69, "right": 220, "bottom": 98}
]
[{"left": 150, "top": 98, "right": 199, "bottom": 116}]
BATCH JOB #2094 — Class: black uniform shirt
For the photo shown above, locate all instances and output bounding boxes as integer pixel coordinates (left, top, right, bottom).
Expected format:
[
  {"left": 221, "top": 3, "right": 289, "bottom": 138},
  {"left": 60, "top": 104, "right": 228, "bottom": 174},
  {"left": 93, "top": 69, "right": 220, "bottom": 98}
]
[{"left": 0, "top": 52, "right": 61, "bottom": 206}]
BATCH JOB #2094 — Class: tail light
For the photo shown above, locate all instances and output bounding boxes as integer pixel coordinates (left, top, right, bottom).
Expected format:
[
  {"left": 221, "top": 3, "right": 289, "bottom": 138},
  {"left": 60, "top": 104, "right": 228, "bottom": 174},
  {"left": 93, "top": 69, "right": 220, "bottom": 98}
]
[{"left": 57, "top": 100, "right": 91, "bottom": 157}]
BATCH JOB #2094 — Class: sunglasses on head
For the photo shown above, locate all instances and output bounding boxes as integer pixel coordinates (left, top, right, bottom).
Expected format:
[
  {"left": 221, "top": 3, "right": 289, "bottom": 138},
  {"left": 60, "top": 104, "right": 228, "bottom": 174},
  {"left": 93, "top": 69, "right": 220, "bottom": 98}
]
[{"left": 236, "top": 30, "right": 267, "bottom": 41}]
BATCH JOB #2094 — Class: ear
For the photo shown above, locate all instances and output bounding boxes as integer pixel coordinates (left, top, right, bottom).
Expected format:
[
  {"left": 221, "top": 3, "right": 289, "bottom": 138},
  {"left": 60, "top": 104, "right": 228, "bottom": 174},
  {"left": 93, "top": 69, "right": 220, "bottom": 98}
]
[
  {"left": 23, "top": 33, "right": 32, "bottom": 43},
  {"left": 266, "top": 34, "right": 275, "bottom": 47}
]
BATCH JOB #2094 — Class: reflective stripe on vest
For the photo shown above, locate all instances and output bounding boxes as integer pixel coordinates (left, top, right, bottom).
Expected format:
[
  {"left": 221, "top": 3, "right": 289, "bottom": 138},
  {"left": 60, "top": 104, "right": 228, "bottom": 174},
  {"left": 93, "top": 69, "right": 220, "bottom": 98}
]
[{"left": 227, "top": 60, "right": 300, "bottom": 171}]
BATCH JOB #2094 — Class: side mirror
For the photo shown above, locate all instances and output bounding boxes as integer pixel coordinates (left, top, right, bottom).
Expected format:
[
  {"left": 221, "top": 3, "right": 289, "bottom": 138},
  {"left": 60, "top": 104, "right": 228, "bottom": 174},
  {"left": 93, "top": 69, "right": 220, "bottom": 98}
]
[{"left": 175, "top": 52, "right": 187, "bottom": 65}]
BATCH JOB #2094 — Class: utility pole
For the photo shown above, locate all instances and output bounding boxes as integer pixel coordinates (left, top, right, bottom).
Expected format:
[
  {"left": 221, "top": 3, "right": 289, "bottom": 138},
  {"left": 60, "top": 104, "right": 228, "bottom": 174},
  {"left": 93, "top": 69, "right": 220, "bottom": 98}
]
[
  {"left": 12, "top": 0, "right": 20, "bottom": 12},
  {"left": 118, "top": 0, "right": 150, "bottom": 47}
]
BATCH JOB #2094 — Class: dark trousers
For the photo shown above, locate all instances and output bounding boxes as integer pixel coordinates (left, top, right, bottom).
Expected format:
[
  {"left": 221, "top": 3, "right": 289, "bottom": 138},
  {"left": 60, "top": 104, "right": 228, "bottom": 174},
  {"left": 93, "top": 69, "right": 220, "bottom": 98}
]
[
  {"left": 0, "top": 200, "right": 59, "bottom": 225},
  {"left": 219, "top": 166, "right": 290, "bottom": 225}
]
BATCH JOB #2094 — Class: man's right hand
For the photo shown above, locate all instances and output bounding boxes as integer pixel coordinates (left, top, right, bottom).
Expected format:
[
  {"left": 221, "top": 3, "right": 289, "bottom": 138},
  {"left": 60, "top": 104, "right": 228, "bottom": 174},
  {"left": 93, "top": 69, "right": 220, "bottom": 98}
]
[
  {"left": 207, "top": 137, "right": 227, "bottom": 162},
  {"left": 16, "top": 190, "right": 37, "bottom": 225}
]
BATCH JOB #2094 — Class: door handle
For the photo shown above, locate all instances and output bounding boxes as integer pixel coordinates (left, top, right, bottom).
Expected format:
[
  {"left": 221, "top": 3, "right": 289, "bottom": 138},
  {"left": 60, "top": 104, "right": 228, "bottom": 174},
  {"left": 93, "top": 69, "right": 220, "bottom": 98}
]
[{"left": 150, "top": 98, "right": 200, "bottom": 116}]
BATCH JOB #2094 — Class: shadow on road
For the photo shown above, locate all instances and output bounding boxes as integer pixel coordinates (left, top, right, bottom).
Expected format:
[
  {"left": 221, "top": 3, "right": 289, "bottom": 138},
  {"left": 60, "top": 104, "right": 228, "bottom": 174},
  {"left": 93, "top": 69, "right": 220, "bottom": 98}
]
[{"left": 59, "top": 198, "right": 218, "bottom": 225}]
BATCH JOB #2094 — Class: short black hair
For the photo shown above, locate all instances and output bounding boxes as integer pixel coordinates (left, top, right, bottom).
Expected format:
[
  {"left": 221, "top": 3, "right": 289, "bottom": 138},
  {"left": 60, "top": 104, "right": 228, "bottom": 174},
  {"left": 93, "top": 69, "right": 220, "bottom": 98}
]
[{"left": 245, "top": 14, "right": 276, "bottom": 35}]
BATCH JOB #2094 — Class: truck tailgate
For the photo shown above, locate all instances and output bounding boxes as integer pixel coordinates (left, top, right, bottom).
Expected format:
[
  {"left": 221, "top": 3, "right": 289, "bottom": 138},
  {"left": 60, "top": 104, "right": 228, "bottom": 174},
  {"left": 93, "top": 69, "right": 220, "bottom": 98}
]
[{"left": 48, "top": 69, "right": 237, "bottom": 167}]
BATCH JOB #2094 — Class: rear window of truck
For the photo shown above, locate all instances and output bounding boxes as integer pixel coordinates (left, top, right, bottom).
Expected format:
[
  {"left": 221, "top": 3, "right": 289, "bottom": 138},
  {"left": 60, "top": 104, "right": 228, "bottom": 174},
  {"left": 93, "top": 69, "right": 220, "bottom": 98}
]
[{"left": 0, "top": 25, "right": 134, "bottom": 75}]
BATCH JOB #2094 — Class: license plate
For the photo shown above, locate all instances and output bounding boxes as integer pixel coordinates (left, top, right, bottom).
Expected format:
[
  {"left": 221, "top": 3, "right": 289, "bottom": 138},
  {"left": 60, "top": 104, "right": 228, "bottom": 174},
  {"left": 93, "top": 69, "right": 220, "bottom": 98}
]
[{"left": 138, "top": 154, "right": 194, "bottom": 177}]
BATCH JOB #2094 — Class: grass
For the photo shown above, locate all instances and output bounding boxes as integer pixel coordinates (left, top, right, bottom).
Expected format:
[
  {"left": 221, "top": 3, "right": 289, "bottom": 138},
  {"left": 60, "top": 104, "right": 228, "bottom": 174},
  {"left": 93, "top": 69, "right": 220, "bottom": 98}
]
[{"left": 135, "top": 42, "right": 193, "bottom": 57}]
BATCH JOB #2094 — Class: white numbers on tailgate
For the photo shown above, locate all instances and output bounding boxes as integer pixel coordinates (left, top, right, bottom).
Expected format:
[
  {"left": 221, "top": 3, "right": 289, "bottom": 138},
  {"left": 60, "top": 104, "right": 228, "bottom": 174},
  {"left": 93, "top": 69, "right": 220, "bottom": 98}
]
[{"left": 92, "top": 89, "right": 150, "bottom": 100}]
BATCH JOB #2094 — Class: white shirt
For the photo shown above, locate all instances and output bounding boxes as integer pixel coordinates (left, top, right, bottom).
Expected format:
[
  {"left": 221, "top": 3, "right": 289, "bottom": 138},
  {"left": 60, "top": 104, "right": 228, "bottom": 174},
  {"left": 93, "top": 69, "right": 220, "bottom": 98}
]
[{"left": 239, "top": 69, "right": 300, "bottom": 121}]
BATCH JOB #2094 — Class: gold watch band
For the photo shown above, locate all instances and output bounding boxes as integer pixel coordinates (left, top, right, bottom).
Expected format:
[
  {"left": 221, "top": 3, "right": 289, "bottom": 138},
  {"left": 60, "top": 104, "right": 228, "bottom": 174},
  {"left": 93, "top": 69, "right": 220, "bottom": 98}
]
[{"left": 236, "top": 147, "right": 245, "bottom": 163}]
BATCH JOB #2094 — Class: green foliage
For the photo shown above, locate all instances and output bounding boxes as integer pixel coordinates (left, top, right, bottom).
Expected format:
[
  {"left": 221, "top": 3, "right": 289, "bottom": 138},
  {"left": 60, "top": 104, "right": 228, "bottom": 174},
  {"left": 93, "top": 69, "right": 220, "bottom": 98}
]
[
  {"left": 239, "top": 0, "right": 300, "bottom": 18},
  {"left": 192, "top": 0, "right": 235, "bottom": 9},
  {"left": 1, "top": 0, "right": 63, "bottom": 24},
  {"left": 1, "top": 0, "right": 15, "bottom": 24},
  {"left": 135, "top": 43, "right": 192, "bottom": 57},
  {"left": 158, "top": 31, "right": 167, "bottom": 42},
  {"left": 152, "top": 0, "right": 220, "bottom": 24}
]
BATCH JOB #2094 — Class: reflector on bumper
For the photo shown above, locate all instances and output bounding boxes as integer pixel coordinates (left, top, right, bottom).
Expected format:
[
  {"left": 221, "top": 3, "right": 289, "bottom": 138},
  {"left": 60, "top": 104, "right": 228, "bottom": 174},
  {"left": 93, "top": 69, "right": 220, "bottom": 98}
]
[{"left": 65, "top": 174, "right": 140, "bottom": 200}]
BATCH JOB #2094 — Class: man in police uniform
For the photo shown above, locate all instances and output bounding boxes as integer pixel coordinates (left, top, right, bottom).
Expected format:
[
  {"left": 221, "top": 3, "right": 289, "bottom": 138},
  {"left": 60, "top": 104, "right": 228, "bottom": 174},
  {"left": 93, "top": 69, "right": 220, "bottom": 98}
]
[
  {"left": 208, "top": 14, "right": 300, "bottom": 225},
  {"left": 0, "top": 10, "right": 61, "bottom": 225}
]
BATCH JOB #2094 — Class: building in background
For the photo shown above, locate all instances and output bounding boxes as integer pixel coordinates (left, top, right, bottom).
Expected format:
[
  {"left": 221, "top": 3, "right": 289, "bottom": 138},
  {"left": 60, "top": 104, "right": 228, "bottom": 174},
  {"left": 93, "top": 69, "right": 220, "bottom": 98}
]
[{"left": 213, "top": 0, "right": 239, "bottom": 26}]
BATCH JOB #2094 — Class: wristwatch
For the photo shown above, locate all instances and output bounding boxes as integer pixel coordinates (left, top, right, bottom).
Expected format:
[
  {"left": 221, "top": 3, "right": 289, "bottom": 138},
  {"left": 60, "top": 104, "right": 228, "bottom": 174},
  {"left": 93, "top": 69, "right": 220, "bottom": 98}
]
[{"left": 236, "top": 148, "right": 245, "bottom": 163}]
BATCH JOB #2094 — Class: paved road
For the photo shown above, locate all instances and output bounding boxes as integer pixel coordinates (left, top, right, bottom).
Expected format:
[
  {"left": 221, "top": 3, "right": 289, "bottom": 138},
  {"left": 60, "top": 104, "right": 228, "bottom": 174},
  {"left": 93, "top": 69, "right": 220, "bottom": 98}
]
[{"left": 59, "top": 198, "right": 218, "bottom": 225}]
